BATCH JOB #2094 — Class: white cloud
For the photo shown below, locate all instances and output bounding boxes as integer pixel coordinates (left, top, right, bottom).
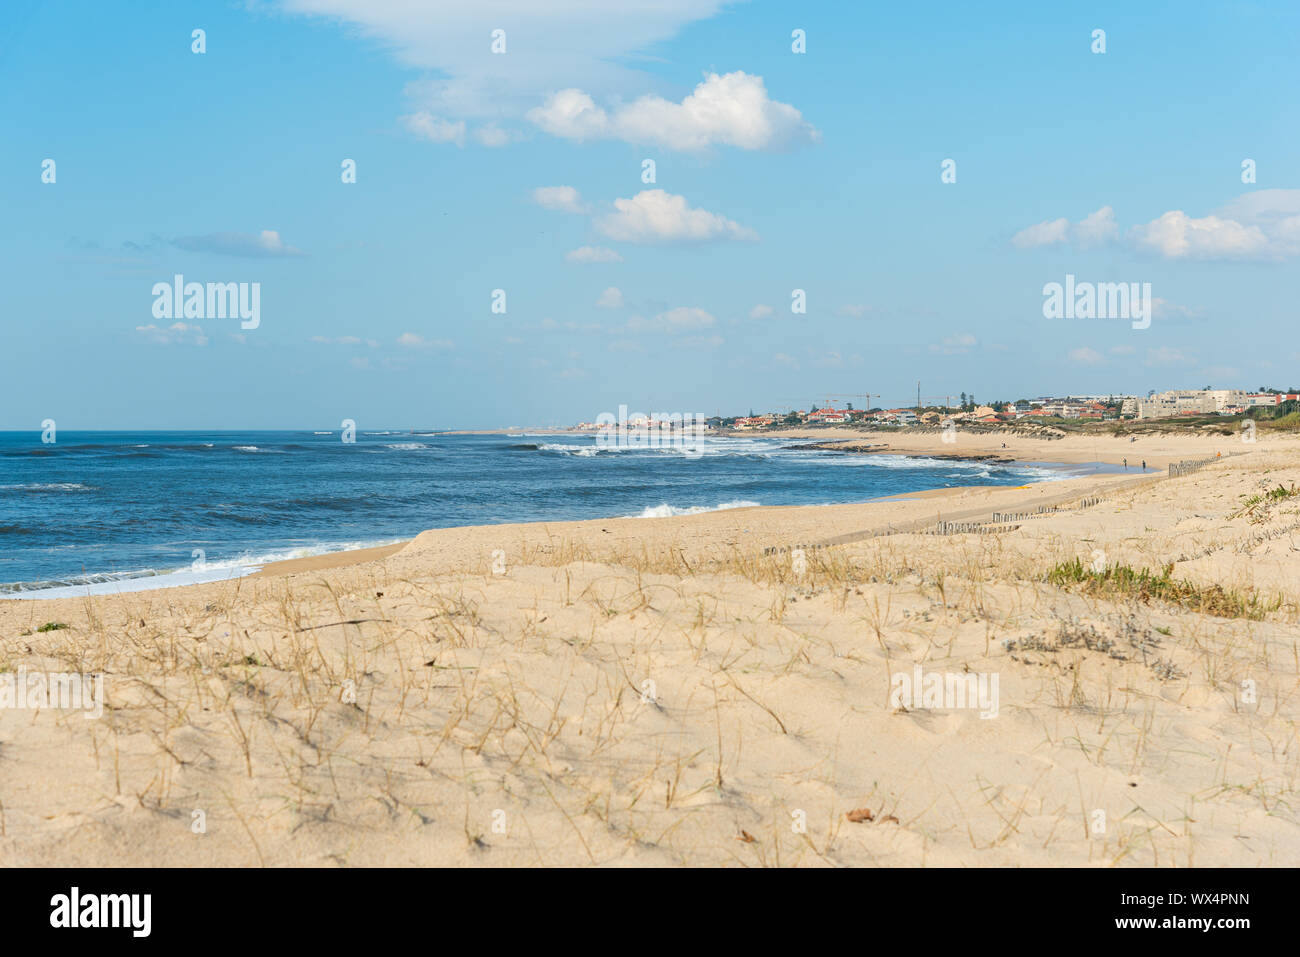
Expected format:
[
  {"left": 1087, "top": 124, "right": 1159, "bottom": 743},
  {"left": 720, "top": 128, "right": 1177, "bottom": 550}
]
[
  {"left": 279, "top": 0, "right": 735, "bottom": 123},
  {"left": 135, "top": 321, "right": 207, "bottom": 346},
  {"left": 1144, "top": 346, "right": 1195, "bottom": 366},
  {"left": 172, "top": 229, "right": 302, "bottom": 258},
  {"left": 835, "top": 304, "right": 872, "bottom": 318},
  {"left": 1073, "top": 206, "right": 1119, "bottom": 247},
  {"left": 930, "top": 333, "right": 976, "bottom": 355},
  {"left": 678, "top": 334, "right": 724, "bottom": 349},
  {"left": 1109, "top": 344, "right": 1135, "bottom": 356},
  {"left": 532, "top": 185, "right": 586, "bottom": 213},
  {"left": 1011, "top": 217, "right": 1069, "bottom": 249},
  {"left": 400, "top": 112, "right": 466, "bottom": 146},
  {"left": 526, "top": 89, "right": 607, "bottom": 141},
  {"left": 627, "top": 305, "right": 715, "bottom": 333},
  {"left": 1217, "top": 189, "right": 1300, "bottom": 250},
  {"left": 403, "top": 113, "right": 515, "bottom": 148},
  {"left": 748, "top": 304, "right": 773, "bottom": 319},
  {"left": 396, "top": 332, "right": 454, "bottom": 349},
  {"left": 1013, "top": 194, "right": 1300, "bottom": 260},
  {"left": 595, "top": 286, "right": 624, "bottom": 308},
  {"left": 657, "top": 306, "right": 714, "bottom": 328},
  {"left": 1028, "top": 191, "right": 1300, "bottom": 262},
  {"left": 1068, "top": 346, "right": 1104, "bottom": 365},
  {"left": 528, "top": 71, "right": 818, "bottom": 152},
  {"left": 1200, "top": 364, "right": 1240, "bottom": 380},
  {"left": 1011, "top": 206, "right": 1116, "bottom": 249},
  {"left": 812, "top": 350, "right": 854, "bottom": 368},
  {"left": 472, "top": 124, "right": 514, "bottom": 147},
  {"left": 773, "top": 352, "right": 798, "bottom": 368},
  {"left": 597, "top": 189, "right": 756, "bottom": 243},
  {"left": 311, "top": 335, "right": 379, "bottom": 347},
  {"left": 1150, "top": 297, "right": 1203, "bottom": 321},
  {"left": 1130, "top": 210, "right": 1271, "bottom": 260},
  {"left": 565, "top": 245, "right": 623, "bottom": 263}
]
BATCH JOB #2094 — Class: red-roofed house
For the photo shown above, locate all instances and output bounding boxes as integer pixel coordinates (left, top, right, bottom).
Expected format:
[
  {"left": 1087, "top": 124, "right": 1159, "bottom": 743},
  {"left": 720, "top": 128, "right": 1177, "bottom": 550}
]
[{"left": 808, "top": 408, "right": 850, "bottom": 424}]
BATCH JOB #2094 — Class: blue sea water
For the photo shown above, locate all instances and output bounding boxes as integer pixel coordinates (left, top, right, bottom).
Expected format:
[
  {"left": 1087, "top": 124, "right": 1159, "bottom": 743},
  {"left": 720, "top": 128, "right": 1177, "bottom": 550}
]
[{"left": 0, "top": 430, "right": 1106, "bottom": 597}]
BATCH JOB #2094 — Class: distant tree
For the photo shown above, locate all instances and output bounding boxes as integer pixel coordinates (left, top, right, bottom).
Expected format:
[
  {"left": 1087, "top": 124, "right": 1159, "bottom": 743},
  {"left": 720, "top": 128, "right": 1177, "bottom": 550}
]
[
  {"left": 810, "top": 402, "right": 818, "bottom": 413},
  {"left": 960, "top": 392, "right": 967, "bottom": 408},
  {"left": 847, "top": 402, "right": 853, "bottom": 411}
]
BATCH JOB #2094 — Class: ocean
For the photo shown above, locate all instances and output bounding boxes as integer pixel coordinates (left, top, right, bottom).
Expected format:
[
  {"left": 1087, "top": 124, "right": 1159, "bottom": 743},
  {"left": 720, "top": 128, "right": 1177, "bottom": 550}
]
[{"left": 0, "top": 430, "right": 1106, "bottom": 597}]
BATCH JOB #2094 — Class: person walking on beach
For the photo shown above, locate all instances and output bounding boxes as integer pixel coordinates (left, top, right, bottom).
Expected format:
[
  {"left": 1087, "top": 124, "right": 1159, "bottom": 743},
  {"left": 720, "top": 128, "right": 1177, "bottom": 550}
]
[
  {"left": 1142, "top": 460, "right": 1146, "bottom": 471},
  {"left": 1123, "top": 458, "right": 1127, "bottom": 469}
]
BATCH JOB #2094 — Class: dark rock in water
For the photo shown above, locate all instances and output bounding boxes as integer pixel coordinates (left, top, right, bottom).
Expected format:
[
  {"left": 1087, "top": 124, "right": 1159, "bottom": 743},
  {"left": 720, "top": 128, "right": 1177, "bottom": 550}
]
[
  {"left": 783, "top": 441, "right": 886, "bottom": 453},
  {"left": 923, "top": 453, "right": 1016, "bottom": 464}
]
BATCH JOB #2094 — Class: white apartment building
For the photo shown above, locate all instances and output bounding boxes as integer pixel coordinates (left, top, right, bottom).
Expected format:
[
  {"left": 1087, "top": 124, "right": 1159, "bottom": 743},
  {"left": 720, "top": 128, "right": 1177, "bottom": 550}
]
[
  {"left": 1136, "top": 389, "right": 1270, "bottom": 419},
  {"left": 1138, "top": 390, "right": 1214, "bottom": 418}
]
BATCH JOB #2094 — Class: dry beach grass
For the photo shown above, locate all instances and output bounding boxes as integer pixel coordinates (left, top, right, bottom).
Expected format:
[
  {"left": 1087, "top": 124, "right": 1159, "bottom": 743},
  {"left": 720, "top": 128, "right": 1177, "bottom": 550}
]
[{"left": 2, "top": 432, "right": 1298, "bottom": 867}]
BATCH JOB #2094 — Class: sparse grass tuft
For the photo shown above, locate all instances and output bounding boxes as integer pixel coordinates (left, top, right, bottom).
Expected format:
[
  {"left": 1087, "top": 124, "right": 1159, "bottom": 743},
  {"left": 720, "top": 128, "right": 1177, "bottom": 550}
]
[{"left": 1047, "top": 559, "right": 1277, "bottom": 620}]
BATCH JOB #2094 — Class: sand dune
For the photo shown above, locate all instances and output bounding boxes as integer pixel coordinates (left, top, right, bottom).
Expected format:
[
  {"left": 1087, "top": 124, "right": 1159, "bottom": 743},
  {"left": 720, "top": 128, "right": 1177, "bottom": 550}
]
[{"left": 1, "top": 432, "right": 1297, "bottom": 866}]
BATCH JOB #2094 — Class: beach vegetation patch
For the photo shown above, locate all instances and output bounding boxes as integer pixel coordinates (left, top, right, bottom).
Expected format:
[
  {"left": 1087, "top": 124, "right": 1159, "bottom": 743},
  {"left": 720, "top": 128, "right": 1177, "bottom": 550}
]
[
  {"left": 35, "top": 621, "right": 69, "bottom": 632},
  {"left": 1232, "top": 483, "right": 1300, "bottom": 521},
  {"left": 1047, "top": 559, "right": 1276, "bottom": 620}
]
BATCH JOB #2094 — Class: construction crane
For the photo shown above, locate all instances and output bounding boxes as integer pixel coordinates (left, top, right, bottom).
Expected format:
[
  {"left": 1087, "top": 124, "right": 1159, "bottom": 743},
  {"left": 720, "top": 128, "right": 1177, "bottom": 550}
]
[{"left": 822, "top": 392, "right": 880, "bottom": 411}]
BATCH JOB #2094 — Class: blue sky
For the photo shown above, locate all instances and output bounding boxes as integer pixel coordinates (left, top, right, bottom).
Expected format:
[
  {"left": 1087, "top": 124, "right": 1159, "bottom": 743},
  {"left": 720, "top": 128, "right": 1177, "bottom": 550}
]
[{"left": 3, "top": 0, "right": 1298, "bottom": 428}]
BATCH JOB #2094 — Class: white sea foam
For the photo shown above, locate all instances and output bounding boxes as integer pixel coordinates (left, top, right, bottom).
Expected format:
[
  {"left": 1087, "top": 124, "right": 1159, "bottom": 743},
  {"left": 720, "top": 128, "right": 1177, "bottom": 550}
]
[
  {"left": 0, "top": 483, "right": 95, "bottom": 492},
  {"left": 539, "top": 443, "right": 600, "bottom": 456},
  {"left": 1, "top": 566, "right": 250, "bottom": 600},
  {"left": 538, "top": 436, "right": 776, "bottom": 458},
  {"left": 630, "top": 499, "right": 761, "bottom": 518},
  {"left": 2, "top": 540, "right": 405, "bottom": 600}
]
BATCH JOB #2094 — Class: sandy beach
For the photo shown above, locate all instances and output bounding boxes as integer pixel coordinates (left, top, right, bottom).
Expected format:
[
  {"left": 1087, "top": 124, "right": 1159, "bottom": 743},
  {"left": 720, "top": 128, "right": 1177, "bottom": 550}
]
[
  {"left": 760, "top": 425, "right": 1251, "bottom": 469},
  {"left": 2, "top": 430, "right": 1298, "bottom": 867}
]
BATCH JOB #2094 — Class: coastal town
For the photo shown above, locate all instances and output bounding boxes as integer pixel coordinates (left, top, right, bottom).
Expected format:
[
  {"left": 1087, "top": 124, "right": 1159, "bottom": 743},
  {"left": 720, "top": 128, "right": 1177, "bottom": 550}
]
[{"left": 573, "top": 387, "right": 1300, "bottom": 433}]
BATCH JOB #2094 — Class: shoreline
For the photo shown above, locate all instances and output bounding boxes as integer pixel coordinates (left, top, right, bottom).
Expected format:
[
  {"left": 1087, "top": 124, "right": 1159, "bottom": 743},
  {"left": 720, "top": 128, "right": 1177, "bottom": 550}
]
[
  {"left": 1, "top": 446, "right": 1129, "bottom": 601},
  {"left": 4, "top": 428, "right": 1279, "bottom": 601},
  {"left": 3, "top": 465, "right": 1162, "bottom": 603}
]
